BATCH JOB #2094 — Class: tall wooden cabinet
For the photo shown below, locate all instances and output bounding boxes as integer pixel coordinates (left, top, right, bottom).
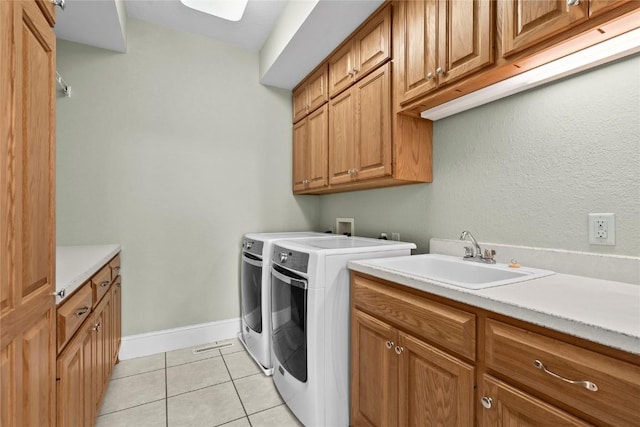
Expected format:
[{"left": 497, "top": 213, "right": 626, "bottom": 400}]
[{"left": 1, "top": 1, "right": 57, "bottom": 425}]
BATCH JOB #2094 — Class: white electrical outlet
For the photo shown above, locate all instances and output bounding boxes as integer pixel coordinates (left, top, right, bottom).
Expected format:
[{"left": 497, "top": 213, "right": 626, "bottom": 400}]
[{"left": 588, "top": 213, "right": 615, "bottom": 245}]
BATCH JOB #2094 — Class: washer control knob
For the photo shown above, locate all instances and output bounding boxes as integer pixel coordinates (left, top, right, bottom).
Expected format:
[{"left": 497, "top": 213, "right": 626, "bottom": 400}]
[
  {"left": 279, "top": 252, "right": 288, "bottom": 263},
  {"left": 245, "top": 241, "right": 253, "bottom": 249}
]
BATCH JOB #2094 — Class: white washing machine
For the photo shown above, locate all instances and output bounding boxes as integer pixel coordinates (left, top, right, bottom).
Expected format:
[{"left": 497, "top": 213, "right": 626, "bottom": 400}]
[
  {"left": 269, "top": 237, "right": 416, "bottom": 426},
  {"left": 240, "top": 232, "right": 344, "bottom": 375}
]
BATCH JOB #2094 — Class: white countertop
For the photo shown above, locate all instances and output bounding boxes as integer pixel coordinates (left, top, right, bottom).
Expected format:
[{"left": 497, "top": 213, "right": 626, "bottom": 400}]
[
  {"left": 56, "top": 245, "right": 121, "bottom": 304},
  {"left": 348, "top": 258, "right": 640, "bottom": 354}
]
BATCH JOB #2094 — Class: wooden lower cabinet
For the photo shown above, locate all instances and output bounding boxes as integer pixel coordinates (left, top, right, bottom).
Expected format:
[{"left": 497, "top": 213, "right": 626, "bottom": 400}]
[
  {"left": 480, "top": 375, "right": 591, "bottom": 426},
  {"left": 56, "top": 254, "right": 122, "bottom": 427},
  {"left": 351, "top": 272, "right": 640, "bottom": 427},
  {"left": 351, "top": 308, "right": 474, "bottom": 427}
]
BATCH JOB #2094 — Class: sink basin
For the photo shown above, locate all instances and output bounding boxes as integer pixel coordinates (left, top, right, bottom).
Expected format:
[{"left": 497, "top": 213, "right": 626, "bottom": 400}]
[{"left": 362, "top": 254, "right": 554, "bottom": 290}]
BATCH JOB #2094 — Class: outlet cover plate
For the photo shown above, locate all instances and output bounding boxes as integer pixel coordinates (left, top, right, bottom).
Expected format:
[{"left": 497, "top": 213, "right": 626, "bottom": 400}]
[{"left": 588, "top": 213, "right": 615, "bottom": 245}]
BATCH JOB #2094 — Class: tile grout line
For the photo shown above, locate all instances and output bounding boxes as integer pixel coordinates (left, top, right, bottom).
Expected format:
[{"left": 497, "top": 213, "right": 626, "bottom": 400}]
[
  {"left": 165, "top": 352, "right": 169, "bottom": 427},
  {"left": 220, "top": 351, "right": 251, "bottom": 422}
]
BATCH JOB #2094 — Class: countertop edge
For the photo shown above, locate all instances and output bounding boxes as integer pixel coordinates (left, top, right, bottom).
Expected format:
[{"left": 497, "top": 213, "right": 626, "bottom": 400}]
[
  {"left": 348, "top": 261, "right": 640, "bottom": 355},
  {"left": 56, "top": 244, "right": 121, "bottom": 304}
]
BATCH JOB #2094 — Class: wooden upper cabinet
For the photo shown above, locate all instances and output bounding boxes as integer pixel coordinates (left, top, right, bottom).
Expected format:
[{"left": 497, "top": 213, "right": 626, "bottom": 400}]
[
  {"left": 292, "top": 64, "right": 328, "bottom": 123},
  {"left": 329, "top": 63, "right": 391, "bottom": 186},
  {"left": 499, "top": 0, "right": 589, "bottom": 57},
  {"left": 329, "top": 4, "right": 391, "bottom": 97},
  {"left": 394, "top": 0, "right": 492, "bottom": 107},
  {"left": 1, "top": 1, "right": 57, "bottom": 425},
  {"left": 293, "top": 104, "right": 328, "bottom": 193}
]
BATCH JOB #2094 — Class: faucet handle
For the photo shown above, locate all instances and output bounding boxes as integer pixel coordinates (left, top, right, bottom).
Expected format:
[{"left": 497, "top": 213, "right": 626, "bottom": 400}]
[
  {"left": 483, "top": 248, "right": 496, "bottom": 260},
  {"left": 464, "top": 246, "right": 474, "bottom": 258}
]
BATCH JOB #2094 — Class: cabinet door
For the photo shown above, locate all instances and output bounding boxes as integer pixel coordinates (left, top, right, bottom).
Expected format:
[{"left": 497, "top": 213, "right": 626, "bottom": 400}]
[
  {"left": 306, "top": 65, "right": 328, "bottom": 114},
  {"left": 292, "top": 85, "right": 308, "bottom": 123},
  {"left": 355, "top": 63, "right": 391, "bottom": 181},
  {"left": 351, "top": 309, "right": 398, "bottom": 427},
  {"left": 1, "top": 1, "right": 56, "bottom": 426},
  {"left": 394, "top": 0, "right": 438, "bottom": 106},
  {"left": 329, "top": 41, "right": 355, "bottom": 97},
  {"left": 93, "top": 291, "right": 112, "bottom": 411},
  {"left": 398, "top": 332, "right": 474, "bottom": 427},
  {"left": 292, "top": 119, "right": 309, "bottom": 192},
  {"left": 354, "top": 5, "right": 391, "bottom": 81},
  {"left": 306, "top": 104, "right": 328, "bottom": 190},
  {"left": 57, "top": 319, "right": 95, "bottom": 427},
  {"left": 111, "top": 277, "right": 122, "bottom": 365},
  {"left": 500, "top": 0, "right": 588, "bottom": 57},
  {"left": 328, "top": 87, "right": 356, "bottom": 185},
  {"left": 438, "top": 0, "right": 492, "bottom": 85},
  {"left": 480, "top": 375, "right": 591, "bottom": 426}
]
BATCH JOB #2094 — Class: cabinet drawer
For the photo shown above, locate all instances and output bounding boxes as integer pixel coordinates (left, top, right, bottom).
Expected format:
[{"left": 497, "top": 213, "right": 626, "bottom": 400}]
[
  {"left": 57, "top": 283, "right": 92, "bottom": 353},
  {"left": 485, "top": 319, "right": 640, "bottom": 426},
  {"left": 352, "top": 274, "right": 476, "bottom": 360},
  {"left": 91, "top": 264, "right": 112, "bottom": 307},
  {"left": 110, "top": 254, "right": 121, "bottom": 279}
]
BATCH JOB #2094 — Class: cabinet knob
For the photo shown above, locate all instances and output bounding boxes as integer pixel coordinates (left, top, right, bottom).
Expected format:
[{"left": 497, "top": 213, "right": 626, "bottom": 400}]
[
  {"left": 436, "top": 67, "right": 443, "bottom": 75},
  {"left": 567, "top": 0, "right": 580, "bottom": 5},
  {"left": 427, "top": 72, "right": 434, "bottom": 80},
  {"left": 481, "top": 396, "right": 493, "bottom": 409},
  {"left": 50, "top": 0, "right": 65, "bottom": 10},
  {"left": 100, "top": 280, "right": 110, "bottom": 288},
  {"left": 394, "top": 345, "right": 404, "bottom": 355},
  {"left": 385, "top": 341, "right": 394, "bottom": 349}
]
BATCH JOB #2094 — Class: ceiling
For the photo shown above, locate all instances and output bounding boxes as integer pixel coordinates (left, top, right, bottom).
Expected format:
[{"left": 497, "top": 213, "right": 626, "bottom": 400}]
[{"left": 54, "top": 0, "right": 384, "bottom": 90}]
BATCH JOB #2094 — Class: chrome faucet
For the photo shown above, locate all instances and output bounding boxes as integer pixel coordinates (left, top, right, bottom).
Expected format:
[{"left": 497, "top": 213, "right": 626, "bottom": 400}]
[{"left": 460, "top": 231, "right": 496, "bottom": 264}]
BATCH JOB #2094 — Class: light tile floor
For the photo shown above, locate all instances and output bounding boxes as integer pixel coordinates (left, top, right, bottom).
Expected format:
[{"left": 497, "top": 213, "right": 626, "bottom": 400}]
[{"left": 97, "top": 338, "right": 303, "bottom": 427}]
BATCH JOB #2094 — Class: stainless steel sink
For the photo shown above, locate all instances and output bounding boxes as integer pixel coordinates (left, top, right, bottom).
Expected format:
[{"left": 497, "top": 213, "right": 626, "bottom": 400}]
[{"left": 361, "top": 254, "right": 554, "bottom": 290}]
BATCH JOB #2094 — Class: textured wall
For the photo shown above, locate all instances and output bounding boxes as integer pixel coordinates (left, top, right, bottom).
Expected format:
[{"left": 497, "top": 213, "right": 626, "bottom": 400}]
[
  {"left": 319, "top": 55, "right": 640, "bottom": 256},
  {"left": 56, "top": 19, "right": 319, "bottom": 336}
]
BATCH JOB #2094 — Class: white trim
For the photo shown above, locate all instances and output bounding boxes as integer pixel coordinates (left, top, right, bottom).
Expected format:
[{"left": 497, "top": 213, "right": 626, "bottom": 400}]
[{"left": 118, "top": 317, "right": 241, "bottom": 360}]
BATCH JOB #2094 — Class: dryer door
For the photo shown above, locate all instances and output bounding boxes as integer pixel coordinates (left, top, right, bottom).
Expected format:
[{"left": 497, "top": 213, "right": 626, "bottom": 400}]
[
  {"left": 241, "top": 253, "right": 263, "bottom": 333},
  {"left": 271, "top": 265, "right": 308, "bottom": 383}
]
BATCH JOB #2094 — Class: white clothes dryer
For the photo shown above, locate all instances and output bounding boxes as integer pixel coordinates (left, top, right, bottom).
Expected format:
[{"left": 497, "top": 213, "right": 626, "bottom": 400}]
[
  {"left": 269, "top": 237, "right": 416, "bottom": 426},
  {"left": 240, "top": 232, "right": 344, "bottom": 375}
]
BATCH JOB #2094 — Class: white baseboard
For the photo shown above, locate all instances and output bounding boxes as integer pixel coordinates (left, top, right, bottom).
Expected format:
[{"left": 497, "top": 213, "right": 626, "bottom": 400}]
[{"left": 119, "top": 317, "right": 241, "bottom": 360}]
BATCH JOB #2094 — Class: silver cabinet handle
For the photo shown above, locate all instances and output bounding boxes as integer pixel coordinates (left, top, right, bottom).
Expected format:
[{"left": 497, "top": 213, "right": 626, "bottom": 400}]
[
  {"left": 75, "top": 307, "right": 90, "bottom": 318},
  {"left": 427, "top": 72, "right": 434, "bottom": 80},
  {"left": 51, "top": 289, "right": 65, "bottom": 298},
  {"left": 481, "top": 396, "right": 493, "bottom": 409},
  {"left": 567, "top": 0, "right": 580, "bottom": 5},
  {"left": 50, "top": 0, "right": 65, "bottom": 10},
  {"left": 100, "top": 280, "right": 110, "bottom": 288},
  {"left": 436, "top": 67, "right": 443, "bottom": 75},
  {"left": 533, "top": 360, "right": 598, "bottom": 391},
  {"left": 93, "top": 321, "right": 102, "bottom": 332},
  {"left": 385, "top": 341, "right": 394, "bottom": 349},
  {"left": 394, "top": 346, "right": 404, "bottom": 355}
]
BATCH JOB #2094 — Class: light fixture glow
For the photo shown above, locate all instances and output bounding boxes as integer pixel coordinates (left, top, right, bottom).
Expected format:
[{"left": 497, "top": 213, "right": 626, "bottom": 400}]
[
  {"left": 421, "top": 28, "right": 640, "bottom": 121},
  {"left": 180, "top": 0, "right": 249, "bottom": 22}
]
